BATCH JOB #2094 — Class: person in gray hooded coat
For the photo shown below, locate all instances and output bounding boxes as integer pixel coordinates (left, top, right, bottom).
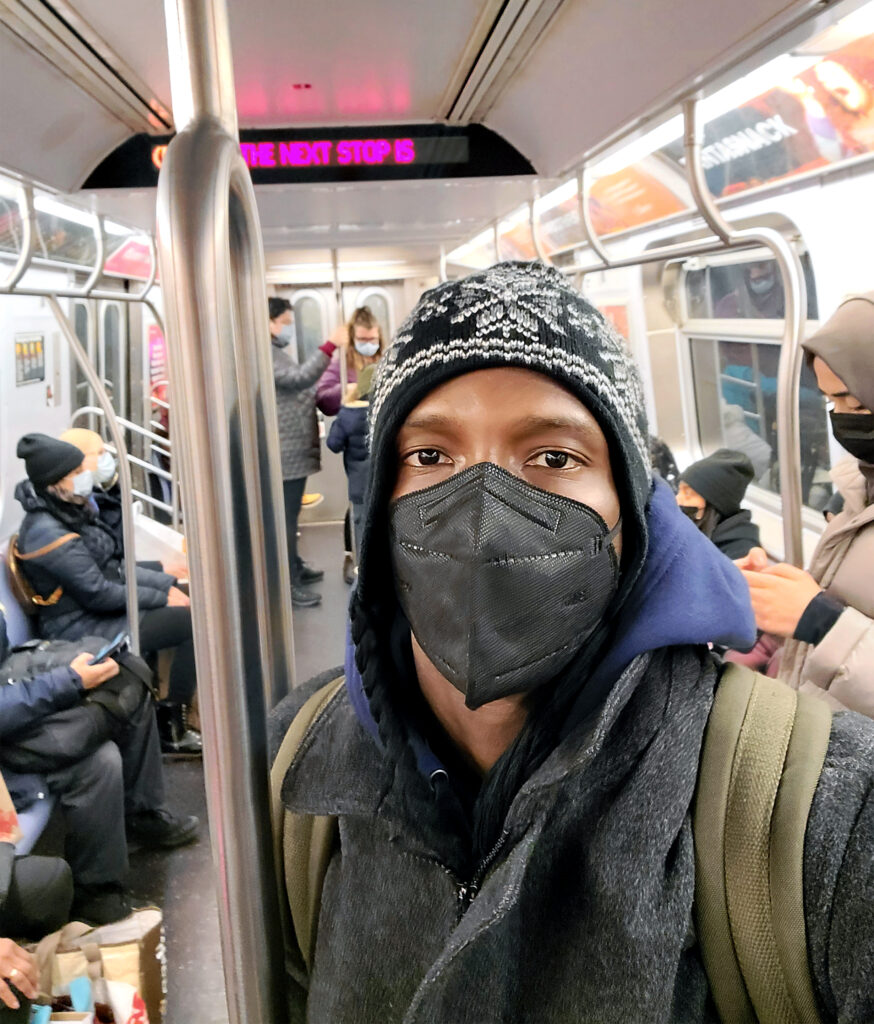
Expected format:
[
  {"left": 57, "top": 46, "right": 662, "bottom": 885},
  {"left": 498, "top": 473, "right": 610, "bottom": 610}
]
[{"left": 271, "top": 263, "right": 874, "bottom": 1023}]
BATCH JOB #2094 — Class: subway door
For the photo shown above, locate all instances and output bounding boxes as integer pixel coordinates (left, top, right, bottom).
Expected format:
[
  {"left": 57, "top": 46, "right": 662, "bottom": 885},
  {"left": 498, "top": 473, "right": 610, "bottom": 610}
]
[
  {"left": 70, "top": 299, "right": 97, "bottom": 424},
  {"left": 98, "top": 299, "right": 128, "bottom": 420}
]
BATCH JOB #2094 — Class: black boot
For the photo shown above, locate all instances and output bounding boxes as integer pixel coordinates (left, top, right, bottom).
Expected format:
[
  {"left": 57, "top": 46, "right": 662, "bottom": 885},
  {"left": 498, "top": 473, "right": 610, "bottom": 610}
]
[
  {"left": 71, "top": 883, "right": 132, "bottom": 926},
  {"left": 126, "top": 808, "right": 199, "bottom": 849},
  {"left": 155, "top": 700, "right": 202, "bottom": 756}
]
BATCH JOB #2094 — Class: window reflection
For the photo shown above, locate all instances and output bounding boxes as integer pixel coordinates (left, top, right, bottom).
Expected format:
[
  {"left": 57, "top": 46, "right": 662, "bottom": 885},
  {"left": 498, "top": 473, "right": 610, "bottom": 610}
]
[{"left": 684, "top": 255, "right": 818, "bottom": 320}]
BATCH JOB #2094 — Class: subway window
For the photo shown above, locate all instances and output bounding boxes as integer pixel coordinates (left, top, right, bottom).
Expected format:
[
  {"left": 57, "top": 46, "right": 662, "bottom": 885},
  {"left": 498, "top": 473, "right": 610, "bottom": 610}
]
[
  {"left": 292, "top": 293, "right": 326, "bottom": 362},
  {"left": 689, "top": 337, "right": 833, "bottom": 510},
  {"left": 684, "top": 254, "right": 818, "bottom": 320},
  {"left": 73, "top": 302, "right": 90, "bottom": 410},
  {"left": 356, "top": 287, "right": 392, "bottom": 339},
  {"left": 103, "top": 304, "right": 122, "bottom": 414}
]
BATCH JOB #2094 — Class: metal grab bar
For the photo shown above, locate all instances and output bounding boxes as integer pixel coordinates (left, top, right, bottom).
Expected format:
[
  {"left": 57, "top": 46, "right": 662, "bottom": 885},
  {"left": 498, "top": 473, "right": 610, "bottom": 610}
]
[
  {"left": 130, "top": 488, "right": 173, "bottom": 515},
  {"left": 158, "top": 1, "right": 296, "bottom": 1018},
  {"left": 0, "top": 184, "right": 35, "bottom": 294},
  {"left": 72, "top": 406, "right": 173, "bottom": 448},
  {"left": 47, "top": 297, "right": 141, "bottom": 655},
  {"left": 683, "top": 98, "right": 807, "bottom": 566},
  {"left": 577, "top": 167, "right": 612, "bottom": 268}
]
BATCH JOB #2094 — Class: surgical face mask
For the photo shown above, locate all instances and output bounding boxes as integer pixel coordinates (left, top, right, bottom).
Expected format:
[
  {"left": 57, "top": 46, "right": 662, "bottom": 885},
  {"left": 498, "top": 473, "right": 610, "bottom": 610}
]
[
  {"left": 96, "top": 450, "right": 117, "bottom": 485},
  {"left": 354, "top": 340, "right": 380, "bottom": 358},
  {"left": 748, "top": 272, "right": 776, "bottom": 296},
  {"left": 275, "top": 323, "right": 294, "bottom": 346},
  {"left": 72, "top": 469, "right": 94, "bottom": 498},
  {"left": 830, "top": 410, "right": 874, "bottom": 463},
  {"left": 389, "top": 462, "right": 621, "bottom": 709}
]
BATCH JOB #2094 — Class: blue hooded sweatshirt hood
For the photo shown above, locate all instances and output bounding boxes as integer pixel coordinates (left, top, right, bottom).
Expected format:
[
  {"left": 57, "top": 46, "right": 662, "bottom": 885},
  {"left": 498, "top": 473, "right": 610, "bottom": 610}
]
[{"left": 346, "top": 477, "right": 756, "bottom": 756}]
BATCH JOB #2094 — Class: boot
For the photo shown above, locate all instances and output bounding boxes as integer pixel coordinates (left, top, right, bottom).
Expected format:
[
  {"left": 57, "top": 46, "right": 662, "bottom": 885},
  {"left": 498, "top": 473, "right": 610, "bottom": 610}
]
[
  {"left": 71, "top": 883, "right": 132, "bottom": 926},
  {"left": 343, "top": 553, "right": 355, "bottom": 585},
  {"left": 155, "top": 700, "right": 203, "bottom": 756},
  {"left": 126, "top": 808, "right": 199, "bottom": 849}
]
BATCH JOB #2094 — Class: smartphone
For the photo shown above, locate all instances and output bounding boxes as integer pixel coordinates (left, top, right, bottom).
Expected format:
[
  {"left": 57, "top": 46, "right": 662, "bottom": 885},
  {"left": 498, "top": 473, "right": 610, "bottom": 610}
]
[{"left": 87, "top": 631, "right": 129, "bottom": 666}]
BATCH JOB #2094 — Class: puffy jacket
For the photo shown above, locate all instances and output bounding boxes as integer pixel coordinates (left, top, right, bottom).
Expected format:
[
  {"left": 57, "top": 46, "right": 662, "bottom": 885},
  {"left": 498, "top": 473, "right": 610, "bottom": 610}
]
[
  {"left": 709, "top": 508, "right": 760, "bottom": 559},
  {"left": 316, "top": 355, "right": 358, "bottom": 417},
  {"left": 326, "top": 404, "right": 370, "bottom": 503},
  {"left": 13, "top": 481, "right": 173, "bottom": 642},
  {"left": 780, "top": 457, "right": 874, "bottom": 716},
  {"left": 272, "top": 338, "right": 330, "bottom": 480}
]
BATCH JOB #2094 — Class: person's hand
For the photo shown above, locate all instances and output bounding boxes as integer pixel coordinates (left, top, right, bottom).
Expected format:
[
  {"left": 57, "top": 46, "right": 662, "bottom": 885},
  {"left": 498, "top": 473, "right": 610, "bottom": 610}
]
[
  {"left": 740, "top": 563, "right": 822, "bottom": 638},
  {"left": 167, "top": 586, "right": 190, "bottom": 607},
  {"left": 328, "top": 323, "right": 349, "bottom": 348},
  {"left": 0, "top": 939, "right": 38, "bottom": 1008},
  {"left": 70, "top": 653, "right": 121, "bottom": 690},
  {"left": 162, "top": 559, "right": 188, "bottom": 580},
  {"left": 734, "top": 546, "right": 769, "bottom": 571}
]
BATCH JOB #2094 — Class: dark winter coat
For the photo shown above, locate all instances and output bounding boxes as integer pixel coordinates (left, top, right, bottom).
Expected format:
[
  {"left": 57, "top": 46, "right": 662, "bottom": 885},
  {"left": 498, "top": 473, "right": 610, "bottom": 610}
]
[
  {"left": 326, "top": 403, "right": 370, "bottom": 503},
  {"left": 709, "top": 508, "right": 760, "bottom": 559},
  {"left": 13, "top": 481, "right": 173, "bottom": 642},
  {"left": 270, "top": 483, "right": 874, "bottom": 1023},
  {"left": 271, "top": 337, "right": 330, "bottom": 480}
]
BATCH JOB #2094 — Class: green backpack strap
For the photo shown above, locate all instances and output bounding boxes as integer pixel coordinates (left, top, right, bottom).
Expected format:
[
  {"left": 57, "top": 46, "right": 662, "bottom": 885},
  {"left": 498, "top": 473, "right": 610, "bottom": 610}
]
[
  {"left": 270, "top": 676, "right": 344, "bottom": 974},
  {"left": 694, "top": 662, "right": 832, "bottom": 1024}
]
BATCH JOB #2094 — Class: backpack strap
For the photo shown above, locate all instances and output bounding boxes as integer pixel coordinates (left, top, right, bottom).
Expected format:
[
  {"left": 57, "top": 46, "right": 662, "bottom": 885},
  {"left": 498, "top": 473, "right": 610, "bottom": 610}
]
[
  {"left": 270, "top": 676, "right": 344, "bottom": 975},
  {"left": 694, "top": 662, "right": 832, "bottom": 1024},
  {"left": 8, "top": 533, "right": 75, "bottom": 610}
]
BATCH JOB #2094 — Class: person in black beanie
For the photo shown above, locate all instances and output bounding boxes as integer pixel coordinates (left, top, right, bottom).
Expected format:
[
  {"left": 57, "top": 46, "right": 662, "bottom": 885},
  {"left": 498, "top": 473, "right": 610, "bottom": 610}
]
[
  {"left": 677, "top": 448, "right": 761, "bottom": 559},
  {"left": 270, "top": 262, "right": 874, "bottom": 1023}
]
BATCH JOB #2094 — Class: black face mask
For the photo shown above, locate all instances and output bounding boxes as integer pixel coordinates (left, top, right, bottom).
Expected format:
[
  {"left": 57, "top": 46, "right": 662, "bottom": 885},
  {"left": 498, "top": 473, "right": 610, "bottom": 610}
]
[
  {"left": 679, "top": 505, "right": 701, "bottom": 522},
  {"left": 389, "top": 462, "right": 621, "bottom": 710},
  {"left": 830, "top": 410, "right": 874, "bottom": 464}
]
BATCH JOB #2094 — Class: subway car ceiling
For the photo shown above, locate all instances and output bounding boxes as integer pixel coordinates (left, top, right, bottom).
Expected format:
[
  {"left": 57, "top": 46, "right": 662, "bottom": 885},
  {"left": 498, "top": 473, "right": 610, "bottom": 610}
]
[{"left": 0, "top": 0, "right": 850, "bottom": 260}]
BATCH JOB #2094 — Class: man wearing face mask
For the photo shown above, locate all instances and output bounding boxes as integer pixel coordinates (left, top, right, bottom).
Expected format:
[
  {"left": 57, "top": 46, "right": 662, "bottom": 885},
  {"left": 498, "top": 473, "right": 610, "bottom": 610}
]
[
  {"left": 269, "top": 296, "right": 346, "bottom": 608},
  {"left": 13, "top": 435, "right": 201, "bottom": 754},
  {"left": 270, "top": 263, "right": 874, "bottom": 1022},
  {"left": 737, "top": 292, "right": 874, "bottom": 718}
]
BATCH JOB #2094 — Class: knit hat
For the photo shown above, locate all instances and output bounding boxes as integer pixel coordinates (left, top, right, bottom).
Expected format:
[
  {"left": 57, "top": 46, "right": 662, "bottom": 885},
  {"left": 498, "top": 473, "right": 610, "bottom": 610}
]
[
  {"left": 680, "top": 448, "right": 754, "bottom": 517},
  {"left": 16, "top": 433, "right": 84, "bottom": 488}
]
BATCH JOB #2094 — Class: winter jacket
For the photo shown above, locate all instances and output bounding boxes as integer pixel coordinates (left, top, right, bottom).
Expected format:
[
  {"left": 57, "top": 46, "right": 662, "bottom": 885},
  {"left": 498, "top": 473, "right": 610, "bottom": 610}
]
[
  {"left": 326, "top": 404, "right": 370, "bottom": 503},
  {"left": 272, "top": 337, "right": 330, "bottom": 480},
  {"left": 272, "top": 483, "right": 874, "bottom": 1022},
  {"left": 780, "top": 456, "right": 874, "bottom": 716},
  {"left": 13, "top": 481, "right": 173, "bottom": 642},
  {"left": 709, "top": 508, "right": 760, "bottom": 559},
  {"left": 316, "top": 355, "right": 358, "bottom": 417}
]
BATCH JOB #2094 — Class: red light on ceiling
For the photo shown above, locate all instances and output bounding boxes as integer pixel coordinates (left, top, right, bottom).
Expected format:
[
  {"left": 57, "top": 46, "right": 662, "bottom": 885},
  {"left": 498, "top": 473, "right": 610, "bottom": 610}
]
[{"left": 292, "top": 83, "right": 312, "bottom": 90}]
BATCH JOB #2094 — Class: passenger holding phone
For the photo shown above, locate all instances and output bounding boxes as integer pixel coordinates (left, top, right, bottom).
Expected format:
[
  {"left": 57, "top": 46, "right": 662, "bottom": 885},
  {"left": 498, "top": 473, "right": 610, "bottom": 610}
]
[
  {"left": 13, "top": 434, "right": 200, "bottom": 754},
  {"left": 0, "top": 606, "right": 198, "bottom": 926}
]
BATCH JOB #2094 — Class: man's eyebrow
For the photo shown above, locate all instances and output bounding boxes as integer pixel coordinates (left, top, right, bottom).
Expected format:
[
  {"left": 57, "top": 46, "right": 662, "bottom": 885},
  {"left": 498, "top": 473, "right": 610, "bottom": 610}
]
[
  {"left": 826, "top": 389, "right": 852, "bottom": 399},
  {"left": 513, "top": 414, "right": 600, "bottom": 438},
  {"left": 399, "top": 412, "right": 462, "bottom": 433}
]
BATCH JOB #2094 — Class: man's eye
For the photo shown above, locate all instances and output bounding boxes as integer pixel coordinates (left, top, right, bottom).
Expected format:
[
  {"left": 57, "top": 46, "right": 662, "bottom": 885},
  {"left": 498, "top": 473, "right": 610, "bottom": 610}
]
[
  {"left": 413, "top": 449, "right": 443, "bottom": 466},
  {"left": 530, "top": 451, "right": 575, "bottom": 469}
]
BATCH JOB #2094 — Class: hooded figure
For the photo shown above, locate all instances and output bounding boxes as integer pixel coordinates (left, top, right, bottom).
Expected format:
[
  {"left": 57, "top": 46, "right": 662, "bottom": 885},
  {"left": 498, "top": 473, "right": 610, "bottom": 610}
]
[
  {"left": 271, "top": 263, "right": 874, "bottom": 1023},
  {"left": 747, "top": 293, "right": 874, "bottom": 716},
  {"left": 678, "top": 449, "right": 761, "bottom": 559}
]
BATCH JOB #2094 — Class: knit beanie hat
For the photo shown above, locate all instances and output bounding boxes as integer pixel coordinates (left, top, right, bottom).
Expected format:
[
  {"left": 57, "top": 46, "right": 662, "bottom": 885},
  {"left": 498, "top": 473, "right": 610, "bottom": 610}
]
[
  {"left": 17, "top": 433, "right": 84, "bottom": 488},
  {"left": 355, "top": 261, "right": 653, "bottom": 623},
  {"left": 680, "top": 448, "right": 755, "bottom": 517}
]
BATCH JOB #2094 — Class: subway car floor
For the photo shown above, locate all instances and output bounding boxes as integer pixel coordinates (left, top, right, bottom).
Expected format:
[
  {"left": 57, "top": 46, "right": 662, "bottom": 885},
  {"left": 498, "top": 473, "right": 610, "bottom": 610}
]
[{"left": 131, "top": 521, "right": 349, "bottom": 1022}]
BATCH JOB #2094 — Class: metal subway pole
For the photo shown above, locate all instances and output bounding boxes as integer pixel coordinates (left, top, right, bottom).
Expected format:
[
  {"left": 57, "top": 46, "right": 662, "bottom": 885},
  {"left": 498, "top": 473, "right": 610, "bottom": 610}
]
[
  {"left": 46, "top": 296, "right": 141, "bottom": 655},
  {"left": 332, "top": 248, "right": 349, "bottom": 399},
  {"left": 157, "top": 0, "right": 295, "bottom": 1020},
  {"left": 683, "top": 98, "right": 807, "bottom": 566}
]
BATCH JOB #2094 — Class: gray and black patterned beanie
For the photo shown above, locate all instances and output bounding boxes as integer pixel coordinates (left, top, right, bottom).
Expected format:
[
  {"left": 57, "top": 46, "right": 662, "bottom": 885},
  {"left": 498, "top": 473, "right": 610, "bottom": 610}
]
[{"left": 366, "top": 260, "right": 652, "bottom": 537}]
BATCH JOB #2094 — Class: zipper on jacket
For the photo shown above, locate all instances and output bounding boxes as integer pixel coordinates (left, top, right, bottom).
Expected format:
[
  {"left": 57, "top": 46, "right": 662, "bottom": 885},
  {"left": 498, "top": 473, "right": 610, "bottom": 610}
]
[{"left": 456, "top": 829, "right": 510, "bottom": 918}]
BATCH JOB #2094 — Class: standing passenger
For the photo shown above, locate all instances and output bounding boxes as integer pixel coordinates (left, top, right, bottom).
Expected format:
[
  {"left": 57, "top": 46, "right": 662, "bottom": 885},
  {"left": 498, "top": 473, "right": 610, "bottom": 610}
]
[
  {"left": 269, "top": 297, "right": 343, "bottom": 608},
  {"left": 676, "top": 449, "right": 761, "bottom": 559},
  {"left": 738, "top": 293, "right": 874, "bottom": 716},
  {"left": 271, "top": 263, "right": 874, "bottom": 1022},
  {"left": 316, "top": 306, "right": 385, "bottom": 416}
]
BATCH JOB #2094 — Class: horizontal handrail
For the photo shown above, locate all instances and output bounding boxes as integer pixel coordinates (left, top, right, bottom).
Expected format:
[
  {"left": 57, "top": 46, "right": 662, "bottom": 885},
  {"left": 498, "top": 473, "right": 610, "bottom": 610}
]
[
  {"left": 131, "top": 488, "right": 173, "bottom": 514},
  {"left": 72, "top": 406, "right": 173, "bottom": 448}
]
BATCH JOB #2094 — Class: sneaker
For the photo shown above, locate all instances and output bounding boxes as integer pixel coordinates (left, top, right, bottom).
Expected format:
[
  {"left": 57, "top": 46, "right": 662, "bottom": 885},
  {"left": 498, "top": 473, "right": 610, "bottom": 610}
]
[
  {"left": 291, "top": 585, "right": 321, "bottom": 608},
  {"left": 297, "top": 560, "right": 324, "bottom": 584},
  {"left": 301, "top": 492, "right": 324, "bottom": 508},
  {"left": 343, "top": 553, "right": 355, "bottom": 585},
  {"left": 126, "top": 808, "right": 200, "bottom": 849},
  {"left": 155, "top": 700, "right": 203, "bottom": 757},
  {"left": 71, "top": 883, "right": 132, "bottom": 926}
]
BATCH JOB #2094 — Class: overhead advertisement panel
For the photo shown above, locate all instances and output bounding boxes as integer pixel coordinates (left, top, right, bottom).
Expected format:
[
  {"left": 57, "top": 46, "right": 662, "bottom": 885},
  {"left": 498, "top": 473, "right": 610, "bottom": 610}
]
[{"left": 82, "top": 125, "right": 534, "bottom": 189}]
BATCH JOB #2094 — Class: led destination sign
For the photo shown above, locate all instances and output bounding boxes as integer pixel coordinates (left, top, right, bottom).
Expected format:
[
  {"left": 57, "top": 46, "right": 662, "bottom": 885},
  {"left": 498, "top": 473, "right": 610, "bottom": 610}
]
[{"left": 83, "top": 125, "right": 533, "bottom": 189}]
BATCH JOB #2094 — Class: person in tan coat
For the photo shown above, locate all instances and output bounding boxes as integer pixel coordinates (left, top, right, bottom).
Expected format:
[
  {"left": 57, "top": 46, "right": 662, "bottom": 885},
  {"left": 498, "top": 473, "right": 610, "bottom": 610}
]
[{"left": 737, "top": 293, "right": 874, "bottom": 716}]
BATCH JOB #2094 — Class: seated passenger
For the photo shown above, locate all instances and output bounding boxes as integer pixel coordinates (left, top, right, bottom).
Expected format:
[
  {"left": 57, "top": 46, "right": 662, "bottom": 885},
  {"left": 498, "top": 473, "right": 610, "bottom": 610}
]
[
  {"left": 737, "top": 292, "right": 874, "bottom": 717},
  {"left": 271, "top": 263, "right": 874, "bottom": 1022},
  {"left": 326, "top": 364, "right": 376, "bottom": 568},
  {"left": 0, "top": 766, "right": 72, "bottom": 940},
  {"left": 13, "top": 434, "right": 200, "bottom": 755},
  {"left": 0, "top": 605, "right": 198, "bottom": 924},
  {"left": 676, "top": 449, "right": 761, "bottom": 558},
  {"left": 316, "top": 305, "right": 385, "bottom": 416}
]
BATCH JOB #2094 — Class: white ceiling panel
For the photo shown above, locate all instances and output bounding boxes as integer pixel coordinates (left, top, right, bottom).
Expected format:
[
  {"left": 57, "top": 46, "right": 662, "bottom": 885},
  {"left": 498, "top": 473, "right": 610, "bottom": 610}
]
[
  {"left": 484, "top": 0, "right": 819, "bottom": 176},
  {"left": 0, "top": 24, "right": 131, "bottom": 192}
]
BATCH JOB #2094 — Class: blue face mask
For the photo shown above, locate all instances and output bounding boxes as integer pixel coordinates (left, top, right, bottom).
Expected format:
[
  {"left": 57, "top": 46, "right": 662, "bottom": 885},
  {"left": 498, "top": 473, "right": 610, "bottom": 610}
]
[
  {"left": 72, "top": 469, "right": 94, "bottom": 498},
  {"left": 96, "top": 450, "right": 117, "bottom": 485},
  {"left": 276, "top": 324, "right": 295, "bottom": 347},
  {"left": 354, "top": 340, "right": 380, "bottom": 358}
]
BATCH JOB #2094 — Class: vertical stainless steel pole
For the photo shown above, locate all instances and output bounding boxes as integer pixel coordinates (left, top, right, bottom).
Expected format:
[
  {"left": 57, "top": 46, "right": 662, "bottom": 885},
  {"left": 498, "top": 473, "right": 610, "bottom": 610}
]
[
  {"left": 332, "top": 248, "right": 348, "bottom": 400},
  {"left": 47, "top": 297, "right": 141, "bottom": 655},
  {"left": 683, "top": 98, "right": 807, "bottom": 566},
  {"left": 158, "top": 0, "right": 295, "bottom": 1021}
]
